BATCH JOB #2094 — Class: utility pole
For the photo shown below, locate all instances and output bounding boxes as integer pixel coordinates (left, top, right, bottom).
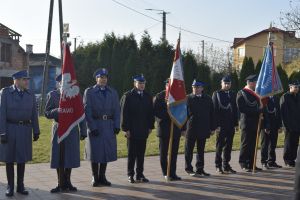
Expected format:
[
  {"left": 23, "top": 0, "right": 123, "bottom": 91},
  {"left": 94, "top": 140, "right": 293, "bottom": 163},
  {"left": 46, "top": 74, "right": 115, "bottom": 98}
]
[
  {"left": 73, "top": 36, "right": 80, "bottom": 52},
  {"left": 201, "top": 40, "right": 204, "bottom": 62},
  {"left": 146, "top": 9, "right": 170, "bottom": 42},
  {"left": 40, "top": 0, "right": 54, "bottom": 114}
]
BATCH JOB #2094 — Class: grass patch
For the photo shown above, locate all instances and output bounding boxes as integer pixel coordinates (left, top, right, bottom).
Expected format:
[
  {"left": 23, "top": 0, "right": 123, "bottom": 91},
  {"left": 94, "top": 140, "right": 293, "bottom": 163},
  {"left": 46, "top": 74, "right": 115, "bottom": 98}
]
[{"left": 31, "top": 117, "right": 285, "bottom": 164}]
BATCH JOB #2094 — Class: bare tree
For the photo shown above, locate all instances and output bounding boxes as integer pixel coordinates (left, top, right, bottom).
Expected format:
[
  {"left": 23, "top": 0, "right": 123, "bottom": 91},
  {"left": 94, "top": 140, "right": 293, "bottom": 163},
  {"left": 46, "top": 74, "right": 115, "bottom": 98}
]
[{"left": 280, "top": 0, "right": 300, "bottom": 35}]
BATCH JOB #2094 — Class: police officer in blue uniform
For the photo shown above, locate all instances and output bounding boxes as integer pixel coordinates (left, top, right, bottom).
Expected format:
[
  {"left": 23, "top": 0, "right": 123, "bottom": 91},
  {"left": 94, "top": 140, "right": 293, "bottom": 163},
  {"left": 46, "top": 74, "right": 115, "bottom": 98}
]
[
  {"left": 185, "top": 80, "right": 215, "bottom": 177},
  {"left": 153, "top": 79, "right": 186, "bottom": 181},
  {"left": 0, "top": 70, "right": 40, "bottom": 196},
  {"left": 45, "top": 74, "right": 87, "bottom": 193},
  {"left": 260, "top": 95, "right": 282, "bottom": 169},
  {"left": 212, "top": 76, "right": 238, "bottom": 174},
  {"left": 236, "top": 74, "right": 263, "bottom": 172},
  {"left": 84, "top": 68, "right": 120, "bottom": 187},
  {"left": 120, "top": 74, "right": 155, "bottom": 183},
  {"left": 280, "top": 80, "right": 300, "bottom": 167}
]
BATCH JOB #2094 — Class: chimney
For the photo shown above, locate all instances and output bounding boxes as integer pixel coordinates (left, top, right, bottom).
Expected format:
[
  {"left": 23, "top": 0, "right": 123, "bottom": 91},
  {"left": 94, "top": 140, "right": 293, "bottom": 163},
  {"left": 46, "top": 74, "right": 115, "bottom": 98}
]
[{"left": 26, "top": 44, "right": 33, "bottom": 54}]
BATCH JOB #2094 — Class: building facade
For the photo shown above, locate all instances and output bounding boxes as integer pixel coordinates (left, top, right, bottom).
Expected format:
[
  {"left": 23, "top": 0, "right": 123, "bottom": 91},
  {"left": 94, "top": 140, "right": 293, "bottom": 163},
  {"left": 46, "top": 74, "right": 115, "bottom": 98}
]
[{"left": 232, "top": 27, "right": 300, "bottom": 72}]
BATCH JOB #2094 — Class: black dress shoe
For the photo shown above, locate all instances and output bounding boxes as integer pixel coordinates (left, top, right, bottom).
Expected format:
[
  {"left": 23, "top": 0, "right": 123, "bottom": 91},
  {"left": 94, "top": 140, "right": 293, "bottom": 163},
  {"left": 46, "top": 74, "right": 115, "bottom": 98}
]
[
  {"left": 195, "top": 169, "right": 210, "bottom": 176},
  {"left": 285, "top": 162, "right": 295, "bottom": 167},
  {"left": 268, "top": 162, "right": 282, "bottom": 168},
  {"left": 50, "top": 186, "right": 61, "bottom": 193},
  {"left": 5, "top": 186, "right": 13, "bottom": 197},
  {"left": 16, "top": 186, "right": 28, "bottom": 195},
  {"left": 169, "top": 174, "right": 182, "bottom": 181},
  {"left": 99, "top": 175, "right": 111, "bottom": 186},
  {"left": 216, "top": 167, "right": 224, "bottom": 174},
  {"left": 128, "top": 176, "right": 135, "bottom": 183},
  {"left": 185, "top": 170, "right": 196, "bottom": 176},
  {"left": 91, "top": 176, "right": 99, "bottom": 187},
  {"left": 67, "top": 183, "right": 77, "bottom": 191},
  {"left": 262, "top": 163, "right": 270, "bottom": 170},
  {"left": 223, "top": 166, "right": 236, "bottom": 174},
  {"left": 241, "top": 167, "right": 251, "bottom": 172},
  {"left": 136, "top": 175, "right": 149, "bottom": 183},
  {"left": 254, "top": 166, "right": 262, "bottom": 171}
]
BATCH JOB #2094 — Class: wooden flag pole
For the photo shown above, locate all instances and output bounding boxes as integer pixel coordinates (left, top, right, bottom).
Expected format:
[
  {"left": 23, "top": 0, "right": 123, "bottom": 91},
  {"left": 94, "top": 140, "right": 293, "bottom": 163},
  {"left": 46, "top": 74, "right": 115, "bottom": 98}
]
[
  {"left": 166, "top": 121, "right": 174, "bottom": 182},
  {"left": 252, "top": 113, "right": 263, "bottom": 174}
]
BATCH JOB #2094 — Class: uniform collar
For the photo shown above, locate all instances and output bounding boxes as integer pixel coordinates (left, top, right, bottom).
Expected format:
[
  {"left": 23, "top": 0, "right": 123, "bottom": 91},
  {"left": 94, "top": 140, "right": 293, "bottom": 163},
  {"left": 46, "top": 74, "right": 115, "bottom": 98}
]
[
  {"left": 93, "top": 84, "right": 110, "bottom": 93},
  {"left": 10, "top": 85, "right": 30, "bottom": 94}
]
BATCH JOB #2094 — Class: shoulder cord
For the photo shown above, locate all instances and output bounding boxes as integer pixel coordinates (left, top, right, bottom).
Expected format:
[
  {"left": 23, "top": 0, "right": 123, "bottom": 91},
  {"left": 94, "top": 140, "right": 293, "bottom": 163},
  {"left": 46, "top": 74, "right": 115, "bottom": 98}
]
[
  {"left": 241, "top": 90, "right": 258, "bottom": 107},
  {"left": 216, "top": 92, "right": 232, "bottom": 112}
]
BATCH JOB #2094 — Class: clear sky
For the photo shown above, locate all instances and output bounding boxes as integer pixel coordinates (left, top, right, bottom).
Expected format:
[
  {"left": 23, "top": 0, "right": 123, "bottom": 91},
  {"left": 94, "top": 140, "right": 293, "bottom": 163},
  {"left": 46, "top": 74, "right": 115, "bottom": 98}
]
[{"left": 0, "top": 0, "right": 292, "bottom": 58}]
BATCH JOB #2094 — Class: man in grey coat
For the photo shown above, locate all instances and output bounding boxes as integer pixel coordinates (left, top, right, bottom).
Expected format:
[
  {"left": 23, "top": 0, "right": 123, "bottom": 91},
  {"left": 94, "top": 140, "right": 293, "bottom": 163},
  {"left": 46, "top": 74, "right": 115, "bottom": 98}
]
[
  {"left": 83, "top": 68, "right": 120, "bottom": 187},
  {"left": 45, "top": 74, "right": 87, "bottom": 193},
  {"left": 0, "top": 70, "right": 40, "bottom": 197}
]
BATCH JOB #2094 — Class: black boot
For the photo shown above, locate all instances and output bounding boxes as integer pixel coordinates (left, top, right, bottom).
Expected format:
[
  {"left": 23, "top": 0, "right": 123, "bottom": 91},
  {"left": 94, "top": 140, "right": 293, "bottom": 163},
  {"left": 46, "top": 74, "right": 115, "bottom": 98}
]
[
  {"left": 50, "top": 169, "right": 66, "bottom": 193},
  {"left": 5, "top": 163, "right": 14, "bottom": 197},
  {"left": 91, "top": 163, "right": 99, "bottom": 187},
  {"left": 16, "top": 163, "right": 28, "bottom": 195},
  {"left": 65, "top": 168, "right": 77, "bottom": 191},
  {"left": 99, "top": 163, "right": 111, "bottom": 186}
]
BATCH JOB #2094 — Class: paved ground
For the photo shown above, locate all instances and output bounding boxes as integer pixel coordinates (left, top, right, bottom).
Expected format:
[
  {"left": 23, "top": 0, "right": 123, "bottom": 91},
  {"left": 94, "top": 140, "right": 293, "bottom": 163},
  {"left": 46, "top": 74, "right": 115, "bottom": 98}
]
[{"left": 0, "top": 149, "right": 295, "bottom": 200}]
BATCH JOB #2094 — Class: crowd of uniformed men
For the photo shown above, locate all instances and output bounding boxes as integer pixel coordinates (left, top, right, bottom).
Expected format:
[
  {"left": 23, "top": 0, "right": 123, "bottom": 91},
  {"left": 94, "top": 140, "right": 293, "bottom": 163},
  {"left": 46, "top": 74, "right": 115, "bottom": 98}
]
[{"left": 0, "top": 68, "right": 299, "bottom": 197}]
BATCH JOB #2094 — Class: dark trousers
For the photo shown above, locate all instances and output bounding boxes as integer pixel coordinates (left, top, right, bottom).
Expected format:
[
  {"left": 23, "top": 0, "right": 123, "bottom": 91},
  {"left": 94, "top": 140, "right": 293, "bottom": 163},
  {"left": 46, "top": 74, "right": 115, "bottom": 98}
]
[
  {"left": 239, "top": 129, "right": 257, "bottom": 168},
  {"left": 215, "top": 127, "right": 235, "bottom": 168},
  {"left": 185, "top": 137, "right": 206, "bottom": 172},
  {"left": 283, "top": 131, "right": 300, "bottom": 165},
  {"left": 260, "top": 129, "right": 279, "bottom": 164},
  {"left": 127, "top": 138, "right": 147, "bottom": 177},
  {"left": 6, "top": 163, "right": 26, "bottom": 189},
  {"left": 159, "top": 136, "right": 180, "bottom": 176}
]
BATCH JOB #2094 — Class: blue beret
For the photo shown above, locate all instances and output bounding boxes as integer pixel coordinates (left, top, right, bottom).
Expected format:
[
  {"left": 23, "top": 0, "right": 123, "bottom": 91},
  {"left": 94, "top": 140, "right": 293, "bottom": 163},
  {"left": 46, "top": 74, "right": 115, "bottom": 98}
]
[
  {"left": 94, "top": 68, "right": 108, "bottom": 78},
  {"left": 12, "top": 70, "right": 30, "bottom": 80},
  {"left": 133, "top": 74, "right": 146, "bottom": 82},
  {"left": 222, "top": 75, "right": 231, "bottom": 82},
  {"left": 192, "top": 79, "right": 205, "bottom": 87},
  {"left": 55, "top": 74, "right": 62, "bottom": 82},
  {"left": 289, "top": 80, "right": 300, "bottom": 86},
  {"left": 245, "top": 74, "right": 258, "bottom": 82}
]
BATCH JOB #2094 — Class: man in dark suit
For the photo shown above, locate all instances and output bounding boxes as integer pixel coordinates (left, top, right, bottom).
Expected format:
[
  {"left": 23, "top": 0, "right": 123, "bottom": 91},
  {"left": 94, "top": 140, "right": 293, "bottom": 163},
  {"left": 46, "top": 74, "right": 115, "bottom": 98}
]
[
  {"left": 154, "top": 79, "right": 185, "bottom": 181},
  {"left": 185, "top": 79, "right": 215, "bottom": 177},
  {"left": 212, "top": 75, "right": 238, "bottom": 174},
  {"left": 260, "top": 95, "right": 282, "bottom": 169},
  {"left": 121, "top": 74, "right": 155, "bottom": 183},
  {"left": 280, "top": 80, "right": 300, "bottom": 167}
]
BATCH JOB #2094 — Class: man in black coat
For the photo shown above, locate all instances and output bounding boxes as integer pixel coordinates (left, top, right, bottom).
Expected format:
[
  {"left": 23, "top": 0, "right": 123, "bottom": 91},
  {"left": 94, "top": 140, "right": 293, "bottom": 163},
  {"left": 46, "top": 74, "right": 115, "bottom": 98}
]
[
  {"left": 212, "top": 75, "right": 238, "bottom": 174},
  {"left": 280, "top": 80, "right": 300, "bottom": 167},
  {"left": 120, "top": 74, "right": 155, "bottom": 183},
  {"left": 185, "top": 79, "right": 215, "bottom": 177},
  {"left": 260, "top": 95, "right": 282, "bottom": 169},
  {"left": 154, "top": 79, "right": 185, "bottom": 181},
  {"left": 236, "top": 74, "right": 263, "bottom": 172}
]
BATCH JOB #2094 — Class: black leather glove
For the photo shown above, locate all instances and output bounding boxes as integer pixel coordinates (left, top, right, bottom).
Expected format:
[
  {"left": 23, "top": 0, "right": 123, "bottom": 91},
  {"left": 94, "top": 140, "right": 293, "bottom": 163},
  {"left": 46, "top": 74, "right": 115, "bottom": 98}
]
[
  {"left": 90, "top": 130, "right": 99, "bottom": 136},
  {"left": 114, "top": 128, "right": 120, "bottom": 135},
  {"left": 80, "top": 135, "right": 87, "bottom": 140},
  {"left": 0, "top": 134, "right": 8, "bottom": 144},
  {"left": 33, "top": 134, "right": 39, "bottom": 141}
]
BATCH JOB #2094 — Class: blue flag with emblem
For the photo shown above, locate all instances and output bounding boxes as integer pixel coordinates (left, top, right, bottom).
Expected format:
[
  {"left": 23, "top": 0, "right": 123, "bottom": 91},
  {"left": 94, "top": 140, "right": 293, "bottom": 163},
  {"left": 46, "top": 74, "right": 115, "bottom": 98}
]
[{"left": 255, "top": 41, "right": 283, "bottom": 97}]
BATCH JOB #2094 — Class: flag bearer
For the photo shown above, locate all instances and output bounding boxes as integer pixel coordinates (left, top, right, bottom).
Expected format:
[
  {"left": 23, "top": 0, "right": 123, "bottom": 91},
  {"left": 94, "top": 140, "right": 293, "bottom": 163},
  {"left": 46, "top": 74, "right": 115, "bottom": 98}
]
[
  {"left": 0, "top": 70, "right": 40, "bottom": 197},
  {"left": 236, "top": 74, "right": 263, "bottom": 172},
  {"left": 154, "top": 79, "right": 185, "bottom": 181},
  {"left": 45, "top": 74, "right": 87, "bottom": 193}
]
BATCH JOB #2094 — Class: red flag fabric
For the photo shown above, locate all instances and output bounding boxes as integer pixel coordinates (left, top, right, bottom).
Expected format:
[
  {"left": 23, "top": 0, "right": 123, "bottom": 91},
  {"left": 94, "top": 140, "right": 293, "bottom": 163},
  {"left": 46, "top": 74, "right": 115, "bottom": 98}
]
[{"left": 57, "top": 43, "right": 85, "bottom": 143}]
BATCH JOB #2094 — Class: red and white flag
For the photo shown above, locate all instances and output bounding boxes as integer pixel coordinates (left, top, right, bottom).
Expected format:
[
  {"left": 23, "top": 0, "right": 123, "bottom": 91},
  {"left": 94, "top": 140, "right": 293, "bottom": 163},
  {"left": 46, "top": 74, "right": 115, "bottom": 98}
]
[{"left": 57, "top": 43, "right": 85, "bottom": 143}]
